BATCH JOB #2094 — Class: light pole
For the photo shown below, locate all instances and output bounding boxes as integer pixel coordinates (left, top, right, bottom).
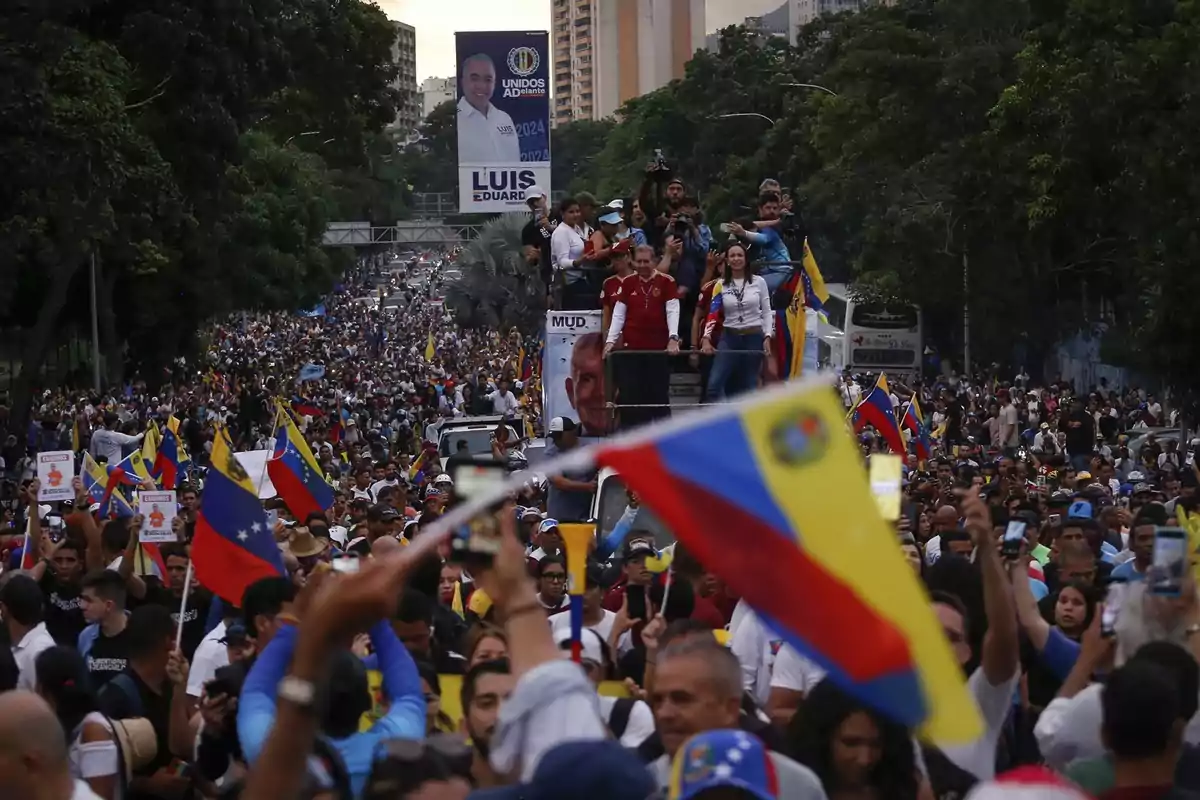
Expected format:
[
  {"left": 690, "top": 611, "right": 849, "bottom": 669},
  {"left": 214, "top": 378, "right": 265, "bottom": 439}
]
[
  {"left": 716, "top": 112, "right": 776, "bottom": 126},
  {"left": 285, "top": 130, "right": 319, "bottom": 145},
  {"left": 781, "top": 82, "right": 839, "bottom": 97}
]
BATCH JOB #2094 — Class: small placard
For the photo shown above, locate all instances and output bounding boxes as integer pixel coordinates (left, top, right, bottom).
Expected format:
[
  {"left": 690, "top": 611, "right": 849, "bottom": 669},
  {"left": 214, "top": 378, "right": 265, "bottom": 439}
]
[
  {"left": 138, "top": 490, "right": 177, "bottom": 543},
  {"left": 37, "top": 451, "right": 75, "bottom": 502}
]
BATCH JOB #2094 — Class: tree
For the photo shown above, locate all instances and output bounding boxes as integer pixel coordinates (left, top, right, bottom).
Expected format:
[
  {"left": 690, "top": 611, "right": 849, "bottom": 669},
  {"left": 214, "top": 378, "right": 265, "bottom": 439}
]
[
  {"left": 550, "top": 119, "right": 614, "bottom": 195},
  {"left": 444, "top": 215, "right": 543, "bottom": 334}
]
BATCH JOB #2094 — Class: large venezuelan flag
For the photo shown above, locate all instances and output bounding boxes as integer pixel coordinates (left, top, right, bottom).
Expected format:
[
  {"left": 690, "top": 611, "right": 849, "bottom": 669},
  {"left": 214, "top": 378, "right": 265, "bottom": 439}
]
[
  {"left": 594, "top": 378, "right": 980, "bottom": 744},
  {"left": 154, "top": 420, "right": 186, "bottom": 490},
  {"left": 267, "top": 401, "right": 334, "bottom": 520},
  {"left": 193, "top": 427, "right": 286, "bottom": 604},
  {"left": 852, "top": 374, "right": 906, "bottom": 455},
  {"left": 901, "top": 397, "right": 931, "bottom": 462},
  {"left": 82, "top": 454, "right": 135, "bottom": 518}
]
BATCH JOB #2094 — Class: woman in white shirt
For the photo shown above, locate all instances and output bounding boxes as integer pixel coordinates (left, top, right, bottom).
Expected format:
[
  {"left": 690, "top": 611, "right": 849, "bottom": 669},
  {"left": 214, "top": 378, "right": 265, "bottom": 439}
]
[
  {"left": 35, "top": 647, "right": 120, "bottom": 799},
  {"left": 700, "top": 241, "right": 774, "bottom": 400},
  {"left": 549, "top": 197, "right": 601, "bottom": 310}
]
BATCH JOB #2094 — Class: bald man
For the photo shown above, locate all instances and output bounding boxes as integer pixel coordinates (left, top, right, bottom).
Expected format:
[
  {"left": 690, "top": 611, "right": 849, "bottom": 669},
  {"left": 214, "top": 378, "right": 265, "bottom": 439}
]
[
  {"left": 371, "top": 535, "right": 401, "bottom": 558},
  {"left": 0, "top": 691, "right": 101, "bottom": 799},
  {"left": 924, "top": 504, "right": 968, "bottom": 566}
]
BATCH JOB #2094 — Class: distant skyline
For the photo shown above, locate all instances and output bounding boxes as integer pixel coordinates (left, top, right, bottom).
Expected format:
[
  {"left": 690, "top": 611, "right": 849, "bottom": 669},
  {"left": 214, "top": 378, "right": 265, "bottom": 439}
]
[{"left": 379, "top": 0, "right": 783, "bottom": 82}]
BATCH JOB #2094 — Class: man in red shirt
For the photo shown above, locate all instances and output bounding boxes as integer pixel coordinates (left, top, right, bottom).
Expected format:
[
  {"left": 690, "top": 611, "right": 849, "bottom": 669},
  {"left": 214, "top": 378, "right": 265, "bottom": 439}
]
[{"left": 603, "top": 244, "right": 679, "bottom": 429}]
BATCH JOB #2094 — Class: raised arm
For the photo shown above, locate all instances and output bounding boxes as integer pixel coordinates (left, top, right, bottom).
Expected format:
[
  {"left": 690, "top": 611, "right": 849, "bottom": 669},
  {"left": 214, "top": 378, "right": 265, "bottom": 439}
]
[
  {"left": 237, "top": 622, "right": 299, "bottom": 765},
  {"left": 367, "top": 619, "right": 425, "bottom": 738}
]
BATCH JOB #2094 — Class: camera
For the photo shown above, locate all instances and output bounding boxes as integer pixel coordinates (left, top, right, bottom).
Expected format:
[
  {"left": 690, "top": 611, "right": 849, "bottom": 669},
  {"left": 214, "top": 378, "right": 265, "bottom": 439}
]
[
  {"left": 647, "top": 148, "right": 672, "bottom": 182},
  {"left": 673, "top": 213, "right": 690, "bottom": 238}
]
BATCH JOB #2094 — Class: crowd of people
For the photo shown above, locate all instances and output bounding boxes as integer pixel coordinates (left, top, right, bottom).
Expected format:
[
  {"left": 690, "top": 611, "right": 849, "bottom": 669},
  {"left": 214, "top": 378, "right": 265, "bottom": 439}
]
[{"left": 0, "top": 174, "right": 1196, "bottom": 800}]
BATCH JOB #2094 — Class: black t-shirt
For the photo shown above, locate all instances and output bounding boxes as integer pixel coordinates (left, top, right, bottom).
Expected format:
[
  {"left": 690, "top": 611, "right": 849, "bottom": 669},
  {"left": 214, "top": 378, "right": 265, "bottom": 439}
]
[
  {"left": 97, "top": 669, "right": 174, "bottom": 784},
  {"left": 136, "top": 578, "right": 212, "bottom": 660},
  {"left": 1065, "top": 409, "right": 1096, "bottom": 455},
  {"left": 522, "top": 216, "right": 554, "bottom": 284},
  {"left": 39, "top": 572, "right": 86, "bottom": 646},
  {"left": 87, "top": 624, "right": 134, "bottom": 688}
]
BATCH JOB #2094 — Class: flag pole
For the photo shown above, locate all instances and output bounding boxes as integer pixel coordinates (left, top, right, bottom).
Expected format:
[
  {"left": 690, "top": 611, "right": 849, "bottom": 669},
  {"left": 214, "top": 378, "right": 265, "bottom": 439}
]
[{"left": 175, "top": 560, "right": 194, "bottom": 652}]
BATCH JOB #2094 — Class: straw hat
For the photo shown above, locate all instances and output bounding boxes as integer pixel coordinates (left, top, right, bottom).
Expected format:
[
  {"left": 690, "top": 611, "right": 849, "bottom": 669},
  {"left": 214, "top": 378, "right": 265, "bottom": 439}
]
[
  {"left": 111, "top": 717, "right": 157, "bottom": 781},
  {"left": 285, "top": 526, "right": 328, "bottom": 558}
]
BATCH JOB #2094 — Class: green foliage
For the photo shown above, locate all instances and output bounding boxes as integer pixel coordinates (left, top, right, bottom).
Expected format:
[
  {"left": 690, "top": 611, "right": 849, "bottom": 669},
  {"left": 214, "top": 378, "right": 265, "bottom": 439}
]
[
  {"left": 0, "top": 0, "right": 404, "bottom": 425},
  {"left": 444, "top": 215, "right": 543, "bottom": 334}
]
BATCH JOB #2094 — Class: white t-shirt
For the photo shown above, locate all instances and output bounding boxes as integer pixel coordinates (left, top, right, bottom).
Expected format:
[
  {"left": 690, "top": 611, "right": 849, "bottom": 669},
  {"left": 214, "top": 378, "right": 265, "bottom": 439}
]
[
  {"left": 187, "top": 621, "right": 231, "bottom": 698},
  {"left": 1000, "top": 403, "right": 1019, "bottom": 447},
  {"left": 69, "top": 712, "right": 119, "bottom": 789},
  {"left": 940, "top": 666, "right": 1021, "bottom": 780},
  {"left": 729, "top": 608, "right": 784, "bottom": 705},
  {"left": 598, "top": 695, "right": 655, "bottom": 748},
  {"left": 457, "top": 98, "right": 520, "bottom": 165},
  {"left": 547, "top": 608, "right": 633, "bottom": 656},
  {"left": 72, "top": 780, "right": 104, "bottom": 800},
  {"left": 769, "top": 644, "right": 827, "bottom": 695}
]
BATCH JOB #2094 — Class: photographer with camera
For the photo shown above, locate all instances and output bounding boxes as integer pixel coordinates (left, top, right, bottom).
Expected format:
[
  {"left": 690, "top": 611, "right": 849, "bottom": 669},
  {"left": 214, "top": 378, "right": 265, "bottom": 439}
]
[
  {"left": 663, "top": 196, "right": 711, "bottom": 342},
  {"left": 637, "top": 151, "right": 686, "bottom": 252}
]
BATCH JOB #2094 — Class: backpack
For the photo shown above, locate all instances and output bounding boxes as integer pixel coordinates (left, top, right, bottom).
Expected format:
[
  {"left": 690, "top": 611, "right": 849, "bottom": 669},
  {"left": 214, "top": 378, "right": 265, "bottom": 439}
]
[
  {"left": 105, "top": 673, "right": 158, "bottom": 786},
  {"left": 608, "top": 697, "right": 637, "bottom": 741}
]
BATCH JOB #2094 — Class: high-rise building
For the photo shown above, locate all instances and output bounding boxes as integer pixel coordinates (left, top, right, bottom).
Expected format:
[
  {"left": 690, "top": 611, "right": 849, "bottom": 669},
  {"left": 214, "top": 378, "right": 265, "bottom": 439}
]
[
  {"left": 421, "top": 77, "right": 456, "bottom": 119},
  {"left": 552, "top": 0, "right": 705, "bottom": 125},
  {"left": 790, "top": 0, "right": 893, "bottom": 41},
  {"left": 390, "top": 22, "right": 420, "bottom": 132}
]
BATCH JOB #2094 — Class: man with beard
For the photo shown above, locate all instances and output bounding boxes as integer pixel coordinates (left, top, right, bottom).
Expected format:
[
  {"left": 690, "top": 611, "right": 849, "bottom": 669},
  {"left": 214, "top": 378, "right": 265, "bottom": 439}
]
[{"left": 459, "top": 658, "right": 514, "bottom": 789}]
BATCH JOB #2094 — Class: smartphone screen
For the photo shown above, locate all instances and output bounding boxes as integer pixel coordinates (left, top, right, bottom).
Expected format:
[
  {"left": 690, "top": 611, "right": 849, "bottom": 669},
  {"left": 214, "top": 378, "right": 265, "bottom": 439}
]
[
  {"left": 449, "top": 460, "right": 509, "bottom": 564},
  {"left": 1101, "top": 580, "right": 1126, "bottom": 637},
  {"left": 627, "top": 585, "right": 648, "bottom": 620},
  {"left": 1150, "top": 527, "right": 1188, "bottom": 597},
  {"left": 1001, "top": 520, "right": 1026, "bottom": 559}
]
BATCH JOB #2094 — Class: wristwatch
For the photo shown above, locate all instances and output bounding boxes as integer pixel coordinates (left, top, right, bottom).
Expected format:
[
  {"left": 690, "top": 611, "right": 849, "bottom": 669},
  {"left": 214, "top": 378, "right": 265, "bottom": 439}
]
[
  {"left": 277, "top": 675, "right": 317, "bottom": 711},
  {"left": 669, "top": 334, "right": 680, "bottom": 341},
  {"left": 1185, "top": 623, "right": 1200, "bottom": 638}
]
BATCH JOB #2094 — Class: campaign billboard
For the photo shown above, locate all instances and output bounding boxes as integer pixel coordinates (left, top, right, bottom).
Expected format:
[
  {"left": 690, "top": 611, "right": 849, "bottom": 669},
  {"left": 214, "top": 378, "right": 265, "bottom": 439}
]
[
  {"left": 455, "top": 30, "right": 551, "bottom": 213},
  {"left": 542, "top": 310, "right": 610, "bottom": 437}
]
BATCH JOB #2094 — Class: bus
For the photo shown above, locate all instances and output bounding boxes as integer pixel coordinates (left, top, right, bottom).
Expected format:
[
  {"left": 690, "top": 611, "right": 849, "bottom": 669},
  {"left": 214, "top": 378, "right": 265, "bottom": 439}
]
[{"left": 818, "top": 283, "right": 923, "bottom": 376}]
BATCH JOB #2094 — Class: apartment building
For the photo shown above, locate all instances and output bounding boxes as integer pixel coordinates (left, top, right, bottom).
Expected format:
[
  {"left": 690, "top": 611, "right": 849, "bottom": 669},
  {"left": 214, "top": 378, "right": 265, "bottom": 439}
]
[
  {"left": 391, "top": 21, "right": 421, "bottom": 132},
  {"left": 421, "top": 77, "right": 456, "bottom": 119},
  {"left": 552, "top": 0, "right": 705, "bottom": 125}
]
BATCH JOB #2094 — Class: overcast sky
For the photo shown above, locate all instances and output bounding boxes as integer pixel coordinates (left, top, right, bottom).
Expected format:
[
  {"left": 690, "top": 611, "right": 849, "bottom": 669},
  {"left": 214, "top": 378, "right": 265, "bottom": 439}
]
[{"left": 380, "top": 0, "right": 784, "bottom": 82}]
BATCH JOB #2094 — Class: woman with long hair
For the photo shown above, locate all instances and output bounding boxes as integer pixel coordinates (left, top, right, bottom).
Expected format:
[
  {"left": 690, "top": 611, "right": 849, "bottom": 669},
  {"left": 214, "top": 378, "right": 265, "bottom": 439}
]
[
  {"left": 35, "top": 646, "right": 120, "bottom": 799},
  {"left": 787, "top": 679, "right": 920, "bottom": 800},
  {"left": 700, "top": 241, "right": 774, "bottom": 400}
]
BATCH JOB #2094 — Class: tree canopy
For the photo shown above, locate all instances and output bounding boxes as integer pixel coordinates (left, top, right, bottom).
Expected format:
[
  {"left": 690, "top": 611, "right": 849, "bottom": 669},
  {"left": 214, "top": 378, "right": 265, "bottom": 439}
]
[
  {"left": 0, "top": 0, "right": 400, "bottom": 423},
  {"left": 550, "top": 0, "right": 1200, "bottom": 388}
]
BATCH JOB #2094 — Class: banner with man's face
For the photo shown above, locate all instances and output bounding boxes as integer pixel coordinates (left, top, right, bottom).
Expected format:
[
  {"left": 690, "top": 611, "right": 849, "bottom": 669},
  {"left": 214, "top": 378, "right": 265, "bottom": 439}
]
[
  {"left": 455, "top": 31, "right": 551, "bottom": 213},
  {"left": 543, "top": 310, "right": 610, "bottom": 438}
]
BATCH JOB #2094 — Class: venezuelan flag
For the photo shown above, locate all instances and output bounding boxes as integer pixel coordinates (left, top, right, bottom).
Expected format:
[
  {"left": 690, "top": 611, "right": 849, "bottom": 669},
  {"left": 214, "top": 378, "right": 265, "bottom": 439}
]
[
  {"left": 901, "top": 397, "right": 931, "bottom": 463},
  {"left": 593, "top": 378, "right": 980, "bottom": 744},
  {"left": 425, "top": 332, "right": 436, "bottom": 361},
  {"left": 290, "top": 395, "right": 323, "bottom": 420},
  {"left": 141, "top": 421, "right": 160, "bottom": 470},
  {"left": 155, "top": 418, "right": 186, "bottom": 490},
  {"left": 408, "top": 448, "right": 427, "bottom": 483},
  {"left": 800, "top": 238, "right": 829, "bottom": 314},
  {"left": 267, "top": 401, "right": 334, "bottom": 520},
  {"left": 82, "top": 453, "right": 135, "bottom": 518},
  {"left": 193, "top": 426, "right": 285, "bottom": 604},
  {"left": 109, "top": 449, "right": 155, "bottom": 488},
  {"left": 851, "top": 374, "right": 906, "bottom": 455},
  {"left": 774, "top": 272, "right": 806, "bottom": 380}
]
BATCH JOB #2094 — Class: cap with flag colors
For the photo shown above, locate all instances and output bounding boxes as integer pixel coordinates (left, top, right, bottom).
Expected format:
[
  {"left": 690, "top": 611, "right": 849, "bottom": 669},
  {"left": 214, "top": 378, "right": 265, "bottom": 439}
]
[
  {"left": 592, "top": 376, "right": 981, "bottom": 744},
  {"left": 850, "top": 374, "right": 906, "bottom": 455},
  {"left": 192, "top": 426, "right": 286, "bottom": 604},
  {"left": 668, "top": 729, "right": 778, "bottom": 799},
  {"left": 268, "top": 401, "right": 334, "bottom": 520},
  {"left": 964, "top": 766, "right": 1090, "bottom": 799}
]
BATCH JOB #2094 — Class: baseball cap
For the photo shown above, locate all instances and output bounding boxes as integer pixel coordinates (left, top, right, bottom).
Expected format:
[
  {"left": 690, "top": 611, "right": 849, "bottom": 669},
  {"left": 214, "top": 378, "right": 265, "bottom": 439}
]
[
  {"left": 624, "top": 539, "right": 655, "bottom": 559},
  {"left": 667, "top": 729, "right": 778, "bottom": 799},
  {"left": 366, "top": 504, "right": 399, "bottom": 522},
  {"left": 470, "top": 740, "right": 655, "bottom": 800},
  {"left": 611, "top": 238, "right": 633, "bottom": 256},
  {"left": 547, "top": 416, "right": 577, "bottom": 434},
  {"left": 1076, "top": 470, "right": 1092, "bottom": 481},
  {"left": 1066, "top": 500, "right": 1093, "bottom": 520},
  {"left": 598, "top": 210, "right": 622, "bottom": 226},
  {"left": 555, "top": 626, "right": 605, "bottom": 665},
  {"left": 219, "top": 622, "right": 249, "bottom": 646},
  {"left": 606, "top": 198, "right": 624, "bottom": 209},
  {"left": 433, "top": 473, "right": 453, "bottom": 485},
  {"left": 520, "top": 507, "right": 544, "bottom": 521},
  {"left": 667, "top": 177, "right": 685, "bottom": 188},
  {"left": 537, "top": 518, "right": 560, "bottom": 534},
  {"left": 524, "top": 185, "right": 547, "bottom": 203},
  {"left": 963, "top": 766, "right": 1089, "bottom": 800}
]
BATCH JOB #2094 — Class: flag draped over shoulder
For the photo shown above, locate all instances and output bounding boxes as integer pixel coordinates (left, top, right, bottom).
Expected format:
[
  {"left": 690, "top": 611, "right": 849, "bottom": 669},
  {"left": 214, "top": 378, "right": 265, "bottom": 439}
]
[
  {"left": 268, "top": 401, "right": 334, "bottom": 520},
  {"left": 192, "top": 427, "right": 285, "bottom": 604},
  {"left": 851, "top": 374, "right": 906, "bottom": 455},
  {"left": 593, "top": 378, "right": 980, "bottom": 744}
]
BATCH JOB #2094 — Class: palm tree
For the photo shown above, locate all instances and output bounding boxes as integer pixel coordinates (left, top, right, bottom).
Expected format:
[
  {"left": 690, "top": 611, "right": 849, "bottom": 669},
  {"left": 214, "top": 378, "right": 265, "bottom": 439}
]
[{"left": 445, "top": 214, "right": 544, "bottom": 334}]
